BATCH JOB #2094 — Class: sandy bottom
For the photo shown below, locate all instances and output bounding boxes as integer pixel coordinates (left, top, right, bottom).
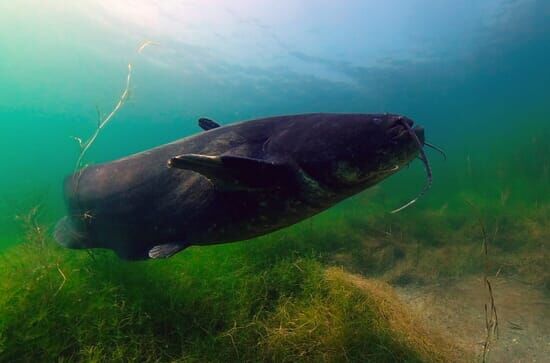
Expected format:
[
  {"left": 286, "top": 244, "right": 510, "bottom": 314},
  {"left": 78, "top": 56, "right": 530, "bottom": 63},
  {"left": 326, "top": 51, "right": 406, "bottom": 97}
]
[{"left": 396, "top": 276, "right": 550, "bottom": 362}]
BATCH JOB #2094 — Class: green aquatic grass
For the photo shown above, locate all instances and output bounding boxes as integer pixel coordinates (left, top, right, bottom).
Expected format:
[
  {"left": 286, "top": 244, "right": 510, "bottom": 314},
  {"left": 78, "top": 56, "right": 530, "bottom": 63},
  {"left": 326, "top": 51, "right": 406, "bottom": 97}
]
[
  {"left": 327, "top": 195, "right": 550, "bottom": 289},
  {"left": 241, "top": 189, "right": 550, "bottom": 290},
  {"left": 0, "top": 220, "right": 461, "bottom": 362},
  {"left": 2, "top": 192, "right": 546, "bottom": 361},
  {"left": 0, "top": 198, "right": 546, "bottom": 361}
]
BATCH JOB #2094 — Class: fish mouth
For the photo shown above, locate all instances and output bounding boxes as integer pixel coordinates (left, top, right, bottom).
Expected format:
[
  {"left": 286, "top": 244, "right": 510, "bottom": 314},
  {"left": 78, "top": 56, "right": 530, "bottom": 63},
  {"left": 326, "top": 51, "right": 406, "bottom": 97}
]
[
  {"left": 386, "top": 118, "right": 449, "bottom": 213},
  {"left": 388, "top": 117, "right": 432, "bottom": 213},
  {"left": 389, "top": 118, "right": 446, "bottom": 214},
  {"left": 388, "top": 120, "right": 425, "bottom": 145},
  {"left": 413, "top": 126, "right": 425, "bottom": 145}
]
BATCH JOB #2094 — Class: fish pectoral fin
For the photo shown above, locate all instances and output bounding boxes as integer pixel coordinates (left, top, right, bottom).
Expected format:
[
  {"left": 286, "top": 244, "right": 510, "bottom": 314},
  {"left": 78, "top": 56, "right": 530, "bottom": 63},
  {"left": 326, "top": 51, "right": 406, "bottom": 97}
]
[
  {"left": 148, "top": 243, "right": 187, "bottom": 259},
  {"left": 198, "top": 118, "right": 220, "bottom": 131},
  {"left": 168, "top": 154, "right": 296, "bottom": 189}
]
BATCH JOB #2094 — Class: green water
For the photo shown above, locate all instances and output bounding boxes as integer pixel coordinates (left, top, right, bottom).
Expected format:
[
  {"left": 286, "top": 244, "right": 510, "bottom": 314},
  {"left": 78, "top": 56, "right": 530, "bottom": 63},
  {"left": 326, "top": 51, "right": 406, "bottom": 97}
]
[{"left": 0, "top": 1, "right": 548, "bottom": 362}]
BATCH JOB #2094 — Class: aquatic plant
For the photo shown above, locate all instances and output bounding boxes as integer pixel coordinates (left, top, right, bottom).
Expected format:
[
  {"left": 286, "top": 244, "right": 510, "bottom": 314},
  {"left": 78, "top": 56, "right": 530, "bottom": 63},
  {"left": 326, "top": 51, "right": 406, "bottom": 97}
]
[
  {"left": 0, "top": 217, "right": 462, "bottom": 362},
  {"left": 465, "top": 201, "right": 499, "bottom": 363},
  {"left": 73, "top": 40, "right": 157, "bottom": 172},
  {"left": 73, "top": 62, "right": 133, "bottom": 172}
]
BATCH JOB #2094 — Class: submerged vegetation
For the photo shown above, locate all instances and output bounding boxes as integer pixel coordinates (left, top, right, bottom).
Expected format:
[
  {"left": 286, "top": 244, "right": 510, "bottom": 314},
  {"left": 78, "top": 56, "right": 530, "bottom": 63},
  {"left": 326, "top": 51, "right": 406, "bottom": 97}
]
[{"left": 0, "top": 216, "right": 462, "bottom": 362}]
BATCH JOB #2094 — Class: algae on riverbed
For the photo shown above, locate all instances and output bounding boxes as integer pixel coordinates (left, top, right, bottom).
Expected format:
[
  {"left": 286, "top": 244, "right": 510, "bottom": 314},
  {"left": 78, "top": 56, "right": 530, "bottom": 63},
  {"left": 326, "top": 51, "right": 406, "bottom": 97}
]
[{"left": 0, "top": 224, "right": 462, "bottom": 362}]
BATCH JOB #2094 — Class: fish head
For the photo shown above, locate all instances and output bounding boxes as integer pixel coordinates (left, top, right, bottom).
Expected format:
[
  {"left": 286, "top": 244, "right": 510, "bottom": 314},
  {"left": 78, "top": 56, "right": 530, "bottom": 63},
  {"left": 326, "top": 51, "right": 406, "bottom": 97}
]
[{"left": 287, "top": 113, "right": 424, "bottom": 193}]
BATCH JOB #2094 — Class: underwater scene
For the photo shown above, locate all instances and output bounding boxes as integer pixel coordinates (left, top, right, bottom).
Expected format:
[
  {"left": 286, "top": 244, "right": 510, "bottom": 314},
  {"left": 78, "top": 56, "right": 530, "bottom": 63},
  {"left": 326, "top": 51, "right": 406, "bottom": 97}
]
[{"left": 0, "top": 1, "right": 548, "bottom": 362}]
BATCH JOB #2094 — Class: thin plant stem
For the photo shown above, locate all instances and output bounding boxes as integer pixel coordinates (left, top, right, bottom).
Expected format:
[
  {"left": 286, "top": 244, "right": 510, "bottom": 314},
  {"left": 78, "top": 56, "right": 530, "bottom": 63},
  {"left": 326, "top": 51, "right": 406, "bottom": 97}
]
[
  {"left": 465, "top": 200, "right": 499, "bottom": 363},
  {"left": 74, "top": 63, "right": 133, "bottom": 172}
]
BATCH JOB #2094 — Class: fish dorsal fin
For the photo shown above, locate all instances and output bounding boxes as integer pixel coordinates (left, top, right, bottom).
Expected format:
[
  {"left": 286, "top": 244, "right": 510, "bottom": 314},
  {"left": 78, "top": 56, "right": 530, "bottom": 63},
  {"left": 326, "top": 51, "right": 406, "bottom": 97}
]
[
  {"left": 168, "top": 154, "right": 295, "bottom": 189},
  {"left": 198, "top": 118, "right": 220, "bottom": 131}
]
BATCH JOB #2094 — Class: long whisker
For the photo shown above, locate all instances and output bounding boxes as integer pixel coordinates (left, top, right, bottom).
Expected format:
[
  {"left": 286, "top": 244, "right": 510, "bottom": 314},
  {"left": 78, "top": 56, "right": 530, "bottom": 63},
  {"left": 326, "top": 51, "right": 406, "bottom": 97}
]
[
  {"left": 424, "top": 141, "right": 447, "bottom": 160},
  {"left": 391, "top": 122, "right": 433, "bottom": 214}
]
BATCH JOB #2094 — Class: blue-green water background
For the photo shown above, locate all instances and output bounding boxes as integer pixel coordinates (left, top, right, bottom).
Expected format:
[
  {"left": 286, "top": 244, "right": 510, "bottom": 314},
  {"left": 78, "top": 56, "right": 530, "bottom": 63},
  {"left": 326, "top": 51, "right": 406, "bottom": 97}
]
[{"left": 0, "top": 0, "right": 548, "bottom": 249}]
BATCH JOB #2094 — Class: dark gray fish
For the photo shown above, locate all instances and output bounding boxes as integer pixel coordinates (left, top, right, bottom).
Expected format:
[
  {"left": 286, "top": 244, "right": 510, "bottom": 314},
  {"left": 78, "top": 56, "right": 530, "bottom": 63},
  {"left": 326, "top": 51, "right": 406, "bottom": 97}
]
[{"left": 55, "top": 113, "right": 426, "bottom": 260}]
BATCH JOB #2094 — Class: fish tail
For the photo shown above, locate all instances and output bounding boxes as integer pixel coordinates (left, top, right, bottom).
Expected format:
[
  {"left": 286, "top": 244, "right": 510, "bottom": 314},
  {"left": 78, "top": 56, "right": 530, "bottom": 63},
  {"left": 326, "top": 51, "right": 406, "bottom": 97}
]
[{"left": 54, "top": 216, "right": 88, "bottom": 249}]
